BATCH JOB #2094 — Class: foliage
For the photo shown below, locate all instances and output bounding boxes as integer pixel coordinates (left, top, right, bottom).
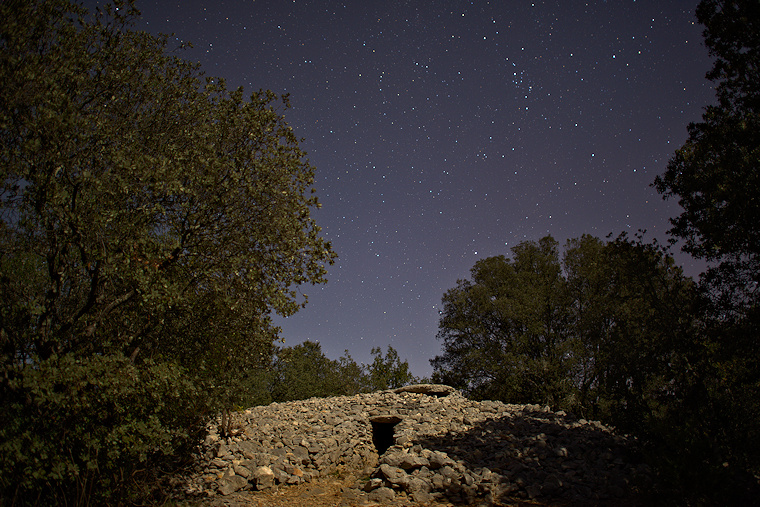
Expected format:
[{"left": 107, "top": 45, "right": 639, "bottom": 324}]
[
  {"left": 0, "top": 0, "right": 334, "bottom": 503},
  {"left": 652, "top": 1, "right": 760, "bottom": 498},
  {"left": 433, "top": 231, "right": 760, "bottom": 500},
  {"left": 334, "top": 349, "right": 369, "bottom": 395},
  {"left": 265, "top": 342, "right": 418, "bottom": 403},
  {"left": 564, "top": 234, "right": 700, "bottom": 432},
  {"left": 269, "top": 341, "right": 346, "bottom": 402},
  {"left": 653, "top": 0, "right": 760, "bottom": 310},
  {"left": 364, "top": 346, "right": 419, "bottom": 391},
  {"left": 431, "top": 236, "right": 574, "bottom": 406},
  {"left": 0, "top": 353, "right": 208, "bottom": 505},
  {"left": 431, "top": 234, "right": 699, "bottom": 434}
]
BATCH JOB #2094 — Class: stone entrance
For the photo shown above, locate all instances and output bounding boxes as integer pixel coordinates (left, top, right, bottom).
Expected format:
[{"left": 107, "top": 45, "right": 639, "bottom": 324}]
[{"left": 369, "top": 415, "right": 402, "bottom": 455}]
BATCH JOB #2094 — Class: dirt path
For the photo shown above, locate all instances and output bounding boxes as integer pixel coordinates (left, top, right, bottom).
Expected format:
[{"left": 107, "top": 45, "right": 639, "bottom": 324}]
[{"left": 178, "top": 467, "right": 562, "bottom": 507}]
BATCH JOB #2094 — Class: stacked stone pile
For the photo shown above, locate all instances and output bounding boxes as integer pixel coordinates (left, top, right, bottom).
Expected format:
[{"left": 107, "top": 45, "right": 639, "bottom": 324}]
[{"left": 176, "top": 385, "right": 652, "bottom": 505}]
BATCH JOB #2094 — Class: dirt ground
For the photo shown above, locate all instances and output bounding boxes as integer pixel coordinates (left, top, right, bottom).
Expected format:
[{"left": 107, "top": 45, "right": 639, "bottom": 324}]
[{"left": 178, "top": 467, "right": 557, "bottom": 507}]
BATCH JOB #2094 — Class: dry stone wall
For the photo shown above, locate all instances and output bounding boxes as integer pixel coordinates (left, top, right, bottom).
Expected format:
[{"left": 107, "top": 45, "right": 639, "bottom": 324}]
[{"left": 176, "top": 385, "right": 652, "bottom": 505}]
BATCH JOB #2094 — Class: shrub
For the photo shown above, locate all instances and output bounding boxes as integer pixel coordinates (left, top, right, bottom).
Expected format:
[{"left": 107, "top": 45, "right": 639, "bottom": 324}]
[{"left": 0, "top": 353, "right": 210, "bottom": 505}]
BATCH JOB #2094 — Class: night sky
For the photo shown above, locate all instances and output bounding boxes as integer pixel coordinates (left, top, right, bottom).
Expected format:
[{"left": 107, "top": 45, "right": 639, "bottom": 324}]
[{"left": 115, "top": 0, "right": 715, "bottom": 377}]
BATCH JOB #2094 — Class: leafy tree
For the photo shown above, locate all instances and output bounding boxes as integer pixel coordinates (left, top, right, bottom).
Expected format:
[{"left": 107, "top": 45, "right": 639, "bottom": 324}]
[
  {"left": 269, "top": 341, "right": 345, "bottom": 402},
  {"left": 0, "top": 354, "right": 209, "bottom": 505},
  {"left": 653, "top": 1, "right": 760, "bottom": 496},
  {"left": 431, "top": 234, "right": 698, "bottom": 430},
  {"left": 564, "top": 234, "right": 699, "bottom": 432},
  {"left": 337, "top": 349, "right": 371, "bottom": 395},
  {"left": 653, "top": 0, "right": 760, "bottom": 311},
  {"left": 363, "top": 345, "right": 419, "bottom": 391},
  {"left": 432, "top": 233, "right": 760, "bottom": 500},
  {"left": 431, "top": 236, "right": 575, "bottom": 406},
  {"left": 266, "top": 343, "right": 417, "bottom": 402},
  {"left": 0, "top": 0, "right": 334, "bottom": 502}
]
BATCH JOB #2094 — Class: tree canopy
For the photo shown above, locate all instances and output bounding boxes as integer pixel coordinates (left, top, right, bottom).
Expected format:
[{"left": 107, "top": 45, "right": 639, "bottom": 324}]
[
  {"left": 0, "top": 0, "right": 335, "bottom": 372},
  {"left": 431, "top": 236, "right": 572, "bottom": 406},
  {"left": 653, "top": 0, "right": 760, "bottom": 312},
  {"left": 267, "top": 342, "right": 419, "bottom": 403},
  {"left": 652, "top": 1, "right": 760, "bottom": 496},
  {"left": 0, "top": 0, "right": 335, "bottom": 502},
  {"left": 431, "top": 234, "right": 698, "bottom": 432}
]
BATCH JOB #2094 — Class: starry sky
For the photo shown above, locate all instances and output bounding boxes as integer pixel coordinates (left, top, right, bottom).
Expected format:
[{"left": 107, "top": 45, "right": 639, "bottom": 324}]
[{"left": 111, "top": 0, "right": 715, "bottom": 377}]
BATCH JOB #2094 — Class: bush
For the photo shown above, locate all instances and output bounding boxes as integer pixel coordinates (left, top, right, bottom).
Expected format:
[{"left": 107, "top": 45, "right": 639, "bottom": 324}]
[{"left": 0, "top": 353, "right": 210, "bottom": 505}]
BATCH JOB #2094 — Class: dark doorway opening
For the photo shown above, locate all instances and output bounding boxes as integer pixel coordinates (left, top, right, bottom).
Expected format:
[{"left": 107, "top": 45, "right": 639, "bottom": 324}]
[{"left": 369, "top": 415, "right": 402, "bottom": 455}]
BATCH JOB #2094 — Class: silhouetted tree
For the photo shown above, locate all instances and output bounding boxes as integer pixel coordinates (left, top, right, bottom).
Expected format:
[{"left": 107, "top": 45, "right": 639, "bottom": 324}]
[
  {"left": 432, "top": 234, "right": 698, "bottom": 435},
  {"left": 364, "top": 346, "right": 419, "bottom": 391},
  {"left": 653, "top": 1, "right": 760, "bottom": 496}
]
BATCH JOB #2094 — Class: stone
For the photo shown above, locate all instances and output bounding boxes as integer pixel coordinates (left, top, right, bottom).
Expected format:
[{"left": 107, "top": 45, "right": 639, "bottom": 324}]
[
  {"left": 174, "top": 388, "right": 643, "bottom": 505},
  {"left": 215, "top": 442, "right": 231, "bottom": 458},
  {"left": 378, "top": 463, "right": 407, "bottom": 486},
  {"left": 368, "top": 414, "right": 403, "bottom": 424},
  {"left": 364, "top": 477, "right": 384, "bottom": 492},
  {"left": 412, "top": 489, "right": 433, "bottom": 503},
  {"left": 406, "top": 476, "right": 431, "bottom": 495},
  {"left": 543, "top": 473, "right": 563, "bottom": 495},
  {"left": 232, "top": 463, "right": 251, "bottom": 479},
  {"left": 427, "top": 450, "right": 452, "bottom": 469},
  {"left": 217, "top": 474, "right": 247, "bottom": 495},
  {"left": 394, "top": 383, "right": 456, "bottom": 397},
  {"left": 291, "top": 445, "right": 310, "bottom": 464},
  {"left": 368, "top": 486, "right": 395, "bottom": 503},
  {"left": 251, "top": 466, "right": 275, "bottom": 490},
  {"left": 399, "top": 454, "right": 429, "bottom": 470}
]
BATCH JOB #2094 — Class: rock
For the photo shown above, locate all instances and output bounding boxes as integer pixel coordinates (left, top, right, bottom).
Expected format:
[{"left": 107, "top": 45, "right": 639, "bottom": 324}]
[
  {"left": 368, "top": 414, "right": 403, "bottom": 424},
  {"left": 291, "top": 445, "right": 310, "bottom": 464},
  {"left": 394, "top": 383, "right": 456, "bottom": 397},
  {"left": 173, "top": 388, "right": 643, "bottom": 505},
  {"left": 412, "top": 489, "right": 433, "bottom": 503},
  {"left": 399, "top": 454, "right": 429, "bottom": 470},
  {"left": 406, "top": 476, "right": 430, "bottom": 495},
  {"left": 427, "top": 450, "right": 453, "bottom": 469},
  {"left": 364, "top": 477, "right": 384, "bottom": 492},
  {"left": 368, "top": 486, "right": 395, "bottom": 503},
  {"left": 542, "top": 473, "right": 563, "bottom": 496},
  {"left": 217, "top": 474, "right": 247, "bottom": 495},
  {"left": 251, "top": 466, "right": 275, "bottom": 490},
  {"left": 232, "top": 462, "right": 251, "bottom": 478},
  {"left": 377, "top": 463, "right": 407, "bottom": 486}
]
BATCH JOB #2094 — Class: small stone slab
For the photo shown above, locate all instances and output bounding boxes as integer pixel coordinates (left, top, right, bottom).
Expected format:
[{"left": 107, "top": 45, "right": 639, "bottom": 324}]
[
  {"left": 393, "top": 384, "right": 456, "bottom": 397},
  {"left": 369, "top": 414, "right": 402, "bottom": 424}
]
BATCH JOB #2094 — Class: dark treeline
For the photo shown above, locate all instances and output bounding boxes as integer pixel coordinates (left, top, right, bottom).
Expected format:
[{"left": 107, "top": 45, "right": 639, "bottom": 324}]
[
  {"left": 430, "top": 233, "right": 757, "bottom": 502},
  {"left": 243, "top": 342, "right": 420, "bottom": 408}
]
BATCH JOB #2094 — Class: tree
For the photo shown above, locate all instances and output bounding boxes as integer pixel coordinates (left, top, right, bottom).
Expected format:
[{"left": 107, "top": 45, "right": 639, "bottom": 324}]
[
  {"left": 431, "top": 234, "right": 698, "bottom": 431},
  {"left": 265, "top": 344, "right": 417, "bottom": 402},
  {"left": 363, "top": 345, "right": 419, "bottom": 391},
  {"left": 0, "top": 0, "right": 335, "bottom": 502},
  {"left": 431, "top": 236, "right": 575, "bottom": 406},
  {"left": 564, "top": 234, "right": 699, "bottom": 431},
  {"left": 0, "top": 0, "right": 335, "bottom": 372},
  {"left": 269, "top": 341, "right": 344, "bottom": 402},
  {"left": 432, "top": 234, "right": 760, "bottom": 500},
  {"left": 335, "top": 350, "right": 368, "bottom": 395},
  {"left": 653, "top": 1, "right": 760, "bottom": 495},
  {"left": 653, "top": 0, "right": 760, "bottom": 311}
]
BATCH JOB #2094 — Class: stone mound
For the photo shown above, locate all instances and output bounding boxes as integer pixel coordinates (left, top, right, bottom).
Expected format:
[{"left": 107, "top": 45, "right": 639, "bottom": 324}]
[{"left": 176, "top": 386, "right": 652, "bottom": 504}]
